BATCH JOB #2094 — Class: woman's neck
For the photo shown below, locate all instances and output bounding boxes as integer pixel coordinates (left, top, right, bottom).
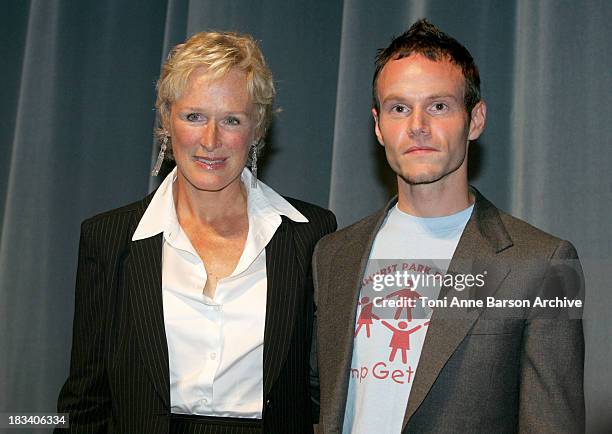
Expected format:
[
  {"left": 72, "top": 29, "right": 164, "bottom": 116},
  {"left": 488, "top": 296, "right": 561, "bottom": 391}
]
[{"left": 173, "top": 174, "right": 248, "bottom": 226}]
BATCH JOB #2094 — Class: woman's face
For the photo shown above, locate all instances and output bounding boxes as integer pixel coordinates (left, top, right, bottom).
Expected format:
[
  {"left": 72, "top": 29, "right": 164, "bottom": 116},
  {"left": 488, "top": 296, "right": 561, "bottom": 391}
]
[{"left": 169, "top": 67, "right": 256, "bottom": 193}]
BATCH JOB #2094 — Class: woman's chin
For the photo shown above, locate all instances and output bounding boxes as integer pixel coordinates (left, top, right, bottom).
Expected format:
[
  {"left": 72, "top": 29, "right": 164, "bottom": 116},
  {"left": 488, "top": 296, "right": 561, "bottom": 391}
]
[{"left": 177, "top": 171, "right": 242, "bottom": 194}]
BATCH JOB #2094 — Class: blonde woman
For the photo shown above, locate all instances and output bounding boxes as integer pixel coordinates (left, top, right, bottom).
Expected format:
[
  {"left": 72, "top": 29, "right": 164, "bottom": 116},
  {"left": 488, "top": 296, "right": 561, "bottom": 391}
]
[{"left": 57, "top": 31, "right": 336, "bottom": 434}]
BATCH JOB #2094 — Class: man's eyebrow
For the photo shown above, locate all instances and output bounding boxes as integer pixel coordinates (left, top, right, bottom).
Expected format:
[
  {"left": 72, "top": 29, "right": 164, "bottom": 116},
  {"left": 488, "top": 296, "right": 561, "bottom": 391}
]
[
  {"left": 381, "top": 93, "right": 459, "bottom": 104},
  {"left": 380, "top": 94, "right": 408, "bottom": 104},
  {"left": 425, "top": 94, "right": 459, "bottom": 101}
]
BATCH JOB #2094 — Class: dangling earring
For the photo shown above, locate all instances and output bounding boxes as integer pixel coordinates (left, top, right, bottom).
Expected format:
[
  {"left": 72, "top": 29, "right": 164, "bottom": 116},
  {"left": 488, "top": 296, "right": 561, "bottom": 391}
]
[
  {"left": 250, "top": 142, "right": 258, "bottom": 188},
  {"left": 151, "top": 134, "right": 168, "bottom": 176}
]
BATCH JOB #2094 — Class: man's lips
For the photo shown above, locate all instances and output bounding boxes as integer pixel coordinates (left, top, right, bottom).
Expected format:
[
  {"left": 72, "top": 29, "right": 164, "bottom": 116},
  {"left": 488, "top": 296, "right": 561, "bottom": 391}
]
[{"left": 404, "top": 146, "right": 438, "bottom": 154}]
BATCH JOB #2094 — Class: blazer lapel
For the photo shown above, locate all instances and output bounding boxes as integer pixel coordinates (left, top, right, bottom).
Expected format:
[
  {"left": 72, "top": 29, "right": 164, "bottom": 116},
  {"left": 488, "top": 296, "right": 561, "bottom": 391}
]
[
  {"left": 124, "top": 198, "right": 170, "bottom": 408},
  {"left": 325, "top": 202, "right": 395, "bottom": 430},
  {"left": 402, "top": 189, "right": 513, "bottom": 428},
  {"left": 263, "top": 217, "right": 303, "bottom": 396}
]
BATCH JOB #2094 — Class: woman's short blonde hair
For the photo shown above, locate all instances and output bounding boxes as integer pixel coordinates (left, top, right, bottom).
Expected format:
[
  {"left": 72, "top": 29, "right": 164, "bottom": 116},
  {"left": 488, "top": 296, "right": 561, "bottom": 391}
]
[{"left": 155, "top": 31, "right": 275, "bottom": 160}]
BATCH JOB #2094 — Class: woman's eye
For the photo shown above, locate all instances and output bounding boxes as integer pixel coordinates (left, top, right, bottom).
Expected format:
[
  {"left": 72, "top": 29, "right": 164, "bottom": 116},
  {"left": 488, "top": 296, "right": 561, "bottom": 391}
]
[
  {"left": 186, "top": 113, "right": 202, "bottom": 122},
  {"left": 225, "top": 117, "right": 240, "bottom": 126}
]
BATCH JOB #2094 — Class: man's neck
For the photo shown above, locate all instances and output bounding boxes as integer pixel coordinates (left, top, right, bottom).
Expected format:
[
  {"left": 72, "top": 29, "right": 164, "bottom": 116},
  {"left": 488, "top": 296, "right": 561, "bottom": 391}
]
[{"left": 396, "top": 176, "right": 474, "bottom": 218}]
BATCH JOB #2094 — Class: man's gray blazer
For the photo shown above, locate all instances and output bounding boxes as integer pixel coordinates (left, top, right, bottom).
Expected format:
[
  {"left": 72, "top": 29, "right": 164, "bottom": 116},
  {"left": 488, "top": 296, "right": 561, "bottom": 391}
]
[{"left": 312, "top": 189, "right": 584, "bottom": 433}]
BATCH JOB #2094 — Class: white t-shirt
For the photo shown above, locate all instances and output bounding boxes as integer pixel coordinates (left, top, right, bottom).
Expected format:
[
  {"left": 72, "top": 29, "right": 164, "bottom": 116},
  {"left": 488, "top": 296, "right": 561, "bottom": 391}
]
[{"left": 342, "top": 203, "right": 473, "bottom": 434}]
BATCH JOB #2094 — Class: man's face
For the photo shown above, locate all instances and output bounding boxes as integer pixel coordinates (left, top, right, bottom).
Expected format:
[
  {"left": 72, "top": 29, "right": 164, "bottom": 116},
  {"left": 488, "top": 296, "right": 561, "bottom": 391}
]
[{"left": 373, "top": 54, "right": 485, "bottom": 187}]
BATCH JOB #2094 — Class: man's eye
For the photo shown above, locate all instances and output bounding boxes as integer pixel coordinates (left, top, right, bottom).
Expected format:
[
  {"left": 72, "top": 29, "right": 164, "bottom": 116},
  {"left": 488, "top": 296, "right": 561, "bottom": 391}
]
[
  {"left": 225, "top": 117, "right": 240, "bottom": 126},
  {"left": 391, "top": 105, "right": 408, "bottom": 114},
  {"left": 431, "top": 103, "right": 448, "bottom": 112},
  {"left": 186, "top": 113, "right": 202, "bottom": 122}
]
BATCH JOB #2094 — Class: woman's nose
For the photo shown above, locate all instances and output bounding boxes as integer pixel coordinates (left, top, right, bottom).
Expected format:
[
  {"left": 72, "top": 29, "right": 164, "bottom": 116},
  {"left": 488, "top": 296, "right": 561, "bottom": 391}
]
[{"left": 200, "top": 123, "right": 220, "bottom": 151}]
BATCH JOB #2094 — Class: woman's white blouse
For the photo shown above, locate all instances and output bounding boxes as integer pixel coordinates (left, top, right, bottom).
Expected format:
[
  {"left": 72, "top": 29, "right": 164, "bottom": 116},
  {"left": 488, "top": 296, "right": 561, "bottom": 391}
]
[{"left": 132, "top": 168, "right": 307, "bottom": 418}]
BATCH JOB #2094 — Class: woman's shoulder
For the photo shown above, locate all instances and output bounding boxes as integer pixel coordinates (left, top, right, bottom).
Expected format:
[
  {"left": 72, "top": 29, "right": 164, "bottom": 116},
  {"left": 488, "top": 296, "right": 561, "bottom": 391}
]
[
  {"left": 283, "top": 196, "right": 337, "bottom": 234},
  {"left": 80, "top": 191, "right": 155, "bottom": 236}
]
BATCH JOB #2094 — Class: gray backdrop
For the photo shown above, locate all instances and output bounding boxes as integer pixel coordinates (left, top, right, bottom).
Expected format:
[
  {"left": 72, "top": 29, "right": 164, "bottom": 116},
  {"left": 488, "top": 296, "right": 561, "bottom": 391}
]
[{"left": 1, "top": 0, "right": 611, "bottom": 432}]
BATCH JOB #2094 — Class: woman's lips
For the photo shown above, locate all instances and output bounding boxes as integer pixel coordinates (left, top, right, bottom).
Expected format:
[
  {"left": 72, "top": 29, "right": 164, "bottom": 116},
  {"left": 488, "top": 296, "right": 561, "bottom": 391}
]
[{"left": 193, "top": 156, "right": 227, "bottom": 170}]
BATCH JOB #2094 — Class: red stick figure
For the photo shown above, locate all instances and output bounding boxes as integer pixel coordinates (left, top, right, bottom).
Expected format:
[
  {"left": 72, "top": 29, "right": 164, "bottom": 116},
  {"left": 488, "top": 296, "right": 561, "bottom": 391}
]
[
  {"left": 354, "top": 296, "right": 380, "bottom": 338},
  {"left": 381, "top": 320, "right": 422, "bottom": 364},
  {"left": 384, "top": 287, "right": 422, "bottom": 321}
]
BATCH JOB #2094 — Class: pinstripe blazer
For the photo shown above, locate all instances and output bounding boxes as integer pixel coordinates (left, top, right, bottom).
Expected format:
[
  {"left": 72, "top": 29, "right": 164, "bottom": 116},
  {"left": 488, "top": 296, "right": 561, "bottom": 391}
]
[{"left": 56, "top": 192, "right": 336, "bottom": 434}]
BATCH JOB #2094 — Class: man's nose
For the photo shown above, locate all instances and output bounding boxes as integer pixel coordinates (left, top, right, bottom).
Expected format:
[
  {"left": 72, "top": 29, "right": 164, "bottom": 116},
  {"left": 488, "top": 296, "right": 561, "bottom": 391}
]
[{"left": 408, "top": 108, "right": 429, "bottom": 137}]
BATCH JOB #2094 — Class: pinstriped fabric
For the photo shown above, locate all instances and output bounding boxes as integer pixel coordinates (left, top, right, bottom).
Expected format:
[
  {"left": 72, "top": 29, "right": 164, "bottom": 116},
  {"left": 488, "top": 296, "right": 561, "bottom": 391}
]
[
  {"left": 263, "top": 219, "right": 300, "bottom": 397},
  {"left": 170, "top": 422, "right": 260, "bottom": 434},
  {"left": 56, "top": 204, "right": 141, "bottom": 433},
  {"left": 126, "top": 234, "right": 170, "bottom": 406},
  {"left": 263, "top": 199, "right": 336, "bottom": 434},
  {"left": 170, "top": 424, "right": 260, "bottom": 434},
  {"left": 169, "top": 414, "right": 262, "bottom": 434},
  {"left": 56, "top": 193, "right": 336, "bottom": 434}
]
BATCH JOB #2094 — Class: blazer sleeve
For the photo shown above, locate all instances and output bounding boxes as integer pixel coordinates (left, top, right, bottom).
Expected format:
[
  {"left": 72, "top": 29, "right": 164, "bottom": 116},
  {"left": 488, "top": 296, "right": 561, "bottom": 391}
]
[
  {"left": 310, "top": 224, "right": 335, "bottom": 425},
  {"left": 309, "top": 336, "right": 320, "bottom": 424},
  {"left": 56, "top": 221, "right": 111, "bottom": 433},
  {"left": 518, "top": 240, "right": 585, "bottom": 433}
]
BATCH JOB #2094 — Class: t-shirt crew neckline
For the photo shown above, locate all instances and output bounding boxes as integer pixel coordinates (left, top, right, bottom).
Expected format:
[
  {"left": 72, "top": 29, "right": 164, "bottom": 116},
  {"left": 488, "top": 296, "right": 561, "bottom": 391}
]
[{"left": 391, "top": 203, "right": 475, "bottom": 235}]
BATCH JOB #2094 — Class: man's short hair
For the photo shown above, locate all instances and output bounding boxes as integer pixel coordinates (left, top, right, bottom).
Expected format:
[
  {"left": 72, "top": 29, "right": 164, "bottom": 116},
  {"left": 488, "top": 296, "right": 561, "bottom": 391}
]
[{"left": 372, "top": 19, "right": 481, "bottom": 115}]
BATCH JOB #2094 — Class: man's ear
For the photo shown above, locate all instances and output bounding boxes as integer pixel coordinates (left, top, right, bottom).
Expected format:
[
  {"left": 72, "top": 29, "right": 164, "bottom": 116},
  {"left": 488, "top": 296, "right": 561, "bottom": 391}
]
[
  {"left": 372, "top": 108, "right": 384, "bottom": 146},
  {"left": 468, "top": 100, "right": 486, "bottom": 141}
]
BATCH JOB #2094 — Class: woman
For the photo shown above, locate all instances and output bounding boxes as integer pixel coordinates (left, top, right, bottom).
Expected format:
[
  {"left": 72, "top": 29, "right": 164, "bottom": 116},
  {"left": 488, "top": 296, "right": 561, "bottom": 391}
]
[{"left": 57, "top": 31, "right": 336, "bottom": 434}]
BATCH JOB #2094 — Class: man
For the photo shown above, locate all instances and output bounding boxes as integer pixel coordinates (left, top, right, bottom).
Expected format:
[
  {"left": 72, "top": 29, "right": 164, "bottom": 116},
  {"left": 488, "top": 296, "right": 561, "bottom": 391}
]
[{"left": 312, "top": 19, "right": 584, "bottom": 433}]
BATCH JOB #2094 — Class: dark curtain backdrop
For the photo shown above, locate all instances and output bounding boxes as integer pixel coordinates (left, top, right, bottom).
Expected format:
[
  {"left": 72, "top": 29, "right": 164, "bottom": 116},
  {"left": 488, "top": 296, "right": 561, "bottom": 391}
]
[{"left": 2, "top": 1, "right": 610, "bottom": 432}]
